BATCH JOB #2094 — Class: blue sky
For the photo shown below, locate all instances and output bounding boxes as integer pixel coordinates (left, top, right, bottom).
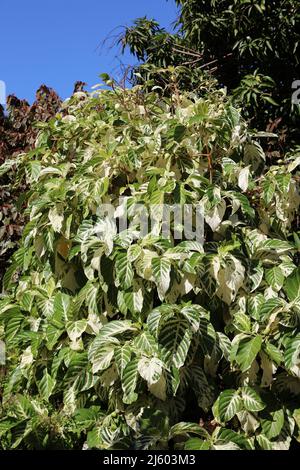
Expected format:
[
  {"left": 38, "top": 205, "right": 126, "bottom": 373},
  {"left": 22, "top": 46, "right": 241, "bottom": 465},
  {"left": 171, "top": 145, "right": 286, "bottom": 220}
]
[{"left": 0, "top": 0, "right": 178, "bottom": 103}]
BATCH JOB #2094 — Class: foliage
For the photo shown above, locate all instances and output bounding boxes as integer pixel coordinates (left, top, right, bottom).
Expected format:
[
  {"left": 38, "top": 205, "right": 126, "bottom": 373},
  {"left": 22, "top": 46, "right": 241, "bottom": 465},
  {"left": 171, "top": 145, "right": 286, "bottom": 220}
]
[
  {"left": 0, "top": 87, "right": 61, "bottom": 288},
  {"left": 0, "top": 75, "right": 300, "bottom": 450},
  {"left": 121, "top": 0, "right": 300, "bottom": 146}
]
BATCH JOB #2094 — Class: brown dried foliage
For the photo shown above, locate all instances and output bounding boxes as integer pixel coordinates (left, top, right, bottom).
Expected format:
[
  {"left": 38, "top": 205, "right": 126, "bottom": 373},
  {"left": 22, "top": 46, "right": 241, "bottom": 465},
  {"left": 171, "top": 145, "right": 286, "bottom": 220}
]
[{"left": 0, "top": 85, "right": 62, "bottom": 288}]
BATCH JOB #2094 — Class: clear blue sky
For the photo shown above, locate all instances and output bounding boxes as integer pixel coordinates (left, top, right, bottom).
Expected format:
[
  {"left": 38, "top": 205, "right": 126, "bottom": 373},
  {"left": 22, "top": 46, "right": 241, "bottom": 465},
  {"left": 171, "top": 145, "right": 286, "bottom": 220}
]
[{"left": 0, "top": 0, "right": 178, "bottom": 103}]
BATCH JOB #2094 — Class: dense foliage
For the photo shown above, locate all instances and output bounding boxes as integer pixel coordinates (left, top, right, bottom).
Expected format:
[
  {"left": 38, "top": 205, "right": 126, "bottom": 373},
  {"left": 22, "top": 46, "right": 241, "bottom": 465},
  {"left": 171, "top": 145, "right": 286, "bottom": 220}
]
[
  {"left": 121, "top": 0, "right": 300, "bottom": 146},
  {"left": 0, "top": 87, "right": 61, "bottom": 288},
  {"left": 0, "top": 76, "right": 300, "bottom": 449}
]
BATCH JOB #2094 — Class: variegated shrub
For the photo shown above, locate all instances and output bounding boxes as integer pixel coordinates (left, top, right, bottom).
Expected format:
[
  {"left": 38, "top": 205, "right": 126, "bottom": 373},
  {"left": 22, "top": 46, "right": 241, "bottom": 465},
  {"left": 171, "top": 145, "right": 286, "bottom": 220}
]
[{"left": 0, "top": 78, "right": 300, "bottom": 449}]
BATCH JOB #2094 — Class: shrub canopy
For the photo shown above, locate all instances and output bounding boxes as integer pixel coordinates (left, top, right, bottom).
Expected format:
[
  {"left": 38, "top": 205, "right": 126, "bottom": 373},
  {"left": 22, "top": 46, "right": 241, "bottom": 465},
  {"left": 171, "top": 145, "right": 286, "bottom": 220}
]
[{"left": 0, "top": 78, "right": 300, "bottom": 449}]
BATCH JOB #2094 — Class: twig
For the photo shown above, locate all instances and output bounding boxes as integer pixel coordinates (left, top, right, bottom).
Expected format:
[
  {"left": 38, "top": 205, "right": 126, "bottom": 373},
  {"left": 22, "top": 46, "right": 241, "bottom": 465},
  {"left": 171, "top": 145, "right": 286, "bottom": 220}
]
[{"left": 172, "top": 47, "right": 203, "bottom": 59}]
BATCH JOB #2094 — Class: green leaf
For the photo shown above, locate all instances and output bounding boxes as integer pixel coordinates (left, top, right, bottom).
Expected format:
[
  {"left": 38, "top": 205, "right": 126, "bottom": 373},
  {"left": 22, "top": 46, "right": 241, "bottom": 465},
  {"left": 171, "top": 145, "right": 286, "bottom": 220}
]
[
  {"left": 88, "top": 341, "right": 116, "bottom": 374},
  {"left": 147, "top": 305, "right": 174, "bottom": 339},
  {"left": 256, "top": 434, "right": 274, "bottom": 450},
  {"left": 184, "top": 438, "right": 210, "bottom": 450},
  {"left": 262, "top": 96, "right": 279, "bottom": 106},
  {"left": 48, "top": 206, "right": 64, "bottom": 233},
  {"left": 256, "top": 239, "right": 294, "bottom": 255},
  {"left": 265, "top": 266, "right": 284, "bottom": 292},
  {"left": 66, "top": 319, "right": 87, "bottom": 342},
  {"left": 100, "top": 72, "right": 111, "bottom": 83},
  {"left": 87, "top": 426, "right": 103, "bottom": 449},
  {"left": 13, "top": 395, "right": 35, "bottom": 420},
  {"left": 249, "top": 264, "right": 264, "bottom": 292},
  {"left": 148, "top": 374, "right": 167, "bottom": 401},
  {"left": 38, "top": 369, "right": 56, "bottom": 401},
  {"left": 284, "top": 334, "right": 300, "bottom": 369},
  {"left": 248, "top": 294, "right": 265, "bottom": 320},
  {"left": 262, "top": 179, "right": 275, "bottom": 204},
  {"left": 122, "top": 357, "right": 139, "bottom": 404},
  {"left": 213, "top": 390, "right": 243, "bottom": 423},
  {"left": 170, "top": 422, "right": 209, "bottom": 439},
  {"left": 127, "top": 244, "right": 142, "bottom": 262},
  {"left": 74, "top": 407, "right": 103, "bottom": 431},
  {"left": 173, "top": 124, "right": 186, "bottom": 142},
  {"left": 181, "top": 305, "right": 207, "bottom": 332},
  {"left": 132, "top": 331, "right": 158, "bottom": 355},
  {"left": 53, "top": 292, "right": 71, "bottom": 326},
  {"left": 137, "top": 356, "right": 163, "bottom": 385},
  {"left": 264, "top": 341, "right": 283, "bottom": 365},
  {"left": 45, "top": 324, "right": 63, "bottom": 350},
  {"left": 235, "top": 335, "right": 262, "bottom": 372},
  {"left": 244, "top": 141, "right": 266, "bottom": 168},
  {"left": 152, "top": 257, "right": 171, "bottom": 300},
  {"left": 114, "top": 344, "right": 132, "bottom": 379},
  {"left": 115, "top": 251, "right": 134, "bottom": 290},
  {"left": 117, "top": 289, "right": 143, "bottom": 315},
  {"left": 215, "top": 428, "right": 252, "bottom": 450},
  {"left": 284, "top": 268, "right": 300, "bottom": 302},
  {"left": 261, "top": 409, "right": 285, "bottom": 439},
  {"left": 0, "top": 418, "right": 20, "bottom": 437},
  {"left": 240, "top": 387, "right": 266, "bottom": 412},
  {"left": 96, "top": 320, "right": 137, "bottom": 341},
  {"left": 159, "top": 318, "right": 192, "bottom": 368},
  {"left": 259, "top": 298, "right": 283, "bottom": 321}
]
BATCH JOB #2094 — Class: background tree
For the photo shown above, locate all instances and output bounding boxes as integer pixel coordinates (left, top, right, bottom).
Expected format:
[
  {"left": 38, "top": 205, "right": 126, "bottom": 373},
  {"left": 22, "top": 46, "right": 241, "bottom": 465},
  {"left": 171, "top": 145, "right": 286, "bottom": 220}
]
[{"left": 121, "top": 0, "right": 300, "bottom": 148}]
